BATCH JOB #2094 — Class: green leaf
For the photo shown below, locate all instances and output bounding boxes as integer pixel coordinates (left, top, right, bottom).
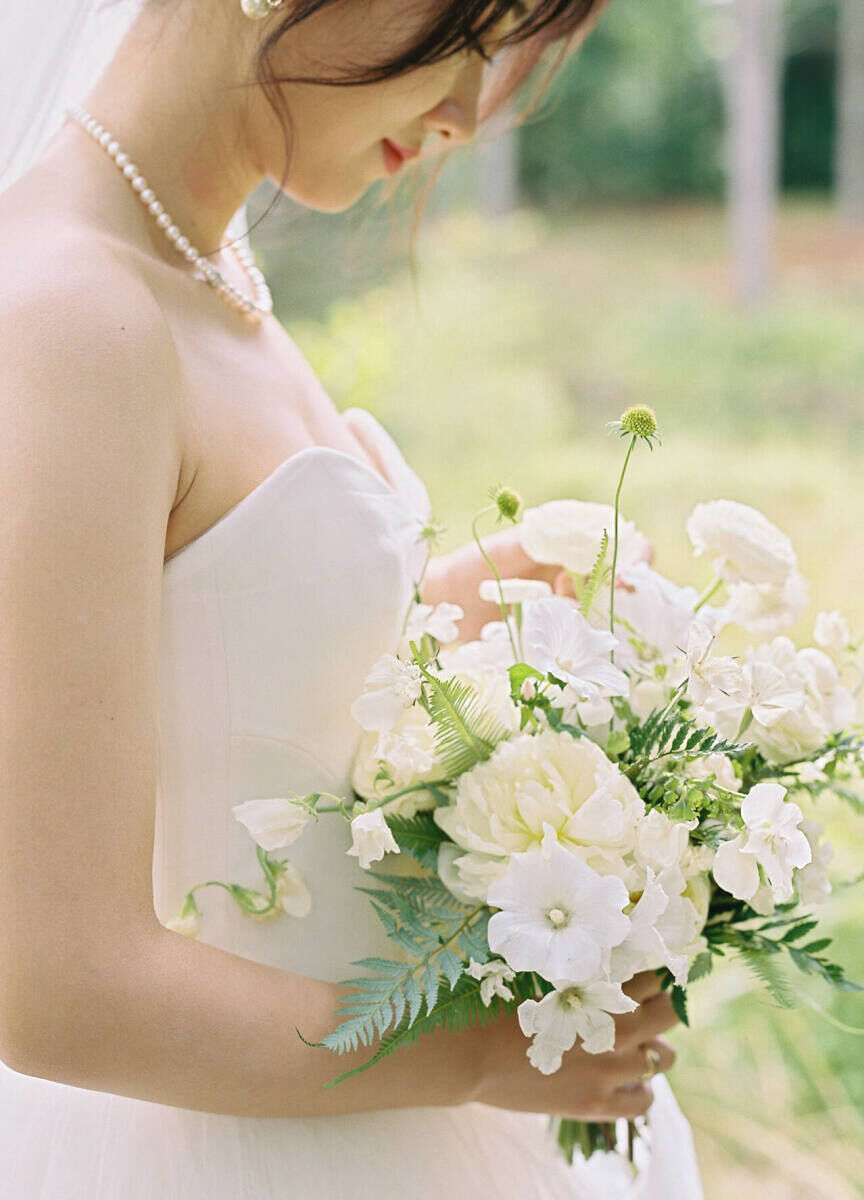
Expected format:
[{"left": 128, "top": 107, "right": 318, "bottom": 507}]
[{"left": 670, "top": 985, "right": 690, "bottom": 1026}]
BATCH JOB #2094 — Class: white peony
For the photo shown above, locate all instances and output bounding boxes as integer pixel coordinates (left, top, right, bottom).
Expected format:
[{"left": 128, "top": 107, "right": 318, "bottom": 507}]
[
  {"left": 712, "top": 782, "right": 811, "bottom": 904},
  {"left": 433, "top": 729, "right": 645, "bottom": 896},
  {"left": 478, "top": 577, "right": 553, "bottom": 605},
  {"left": 520, "top": 500, "right": 650, "bottom": 576},
  {"left": 517, "top": 979, "right": 638, "bottom": 1071},
  {"left": 464, "top": 957, "right": 517, "bottom": 1005},
  {"left": 232, "top": 794, "right": 315, "bottom": 852},
  {"left": 686, "top": 499, "right": 797, "bottom": 588},
  {"left": 522, "top": 596, "right": 629, "bottom": 702},
  {"left": 346, "top": 807, "right": 401, "bottom": 870},
  {"left": 487, "top": 826, "right": 631, "bottom": 982},
  {"left": 350, "top": 653, "right": 423, "bottom": 733}
]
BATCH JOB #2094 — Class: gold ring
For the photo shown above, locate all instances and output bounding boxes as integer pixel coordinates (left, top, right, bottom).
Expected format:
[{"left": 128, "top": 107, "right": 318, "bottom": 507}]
[{"left": 639, "top": 1044, "right": 662, "bottom": 1080}]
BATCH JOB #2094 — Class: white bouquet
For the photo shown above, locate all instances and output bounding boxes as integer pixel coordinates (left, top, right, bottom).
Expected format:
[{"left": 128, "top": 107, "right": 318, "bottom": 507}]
[{"left": 173, "top": 406, "right": 863, "bottom": 1170}]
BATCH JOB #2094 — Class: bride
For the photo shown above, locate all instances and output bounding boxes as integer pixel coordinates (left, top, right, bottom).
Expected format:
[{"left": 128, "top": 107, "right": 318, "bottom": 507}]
[{"left": 0, "top": 0, "right": 704, "bottom": 1196}]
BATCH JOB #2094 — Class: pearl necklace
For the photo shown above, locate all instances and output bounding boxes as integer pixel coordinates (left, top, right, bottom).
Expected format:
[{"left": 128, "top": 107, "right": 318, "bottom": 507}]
[{"left": 65, "top": 104, "right": 273, "bottom": 325}]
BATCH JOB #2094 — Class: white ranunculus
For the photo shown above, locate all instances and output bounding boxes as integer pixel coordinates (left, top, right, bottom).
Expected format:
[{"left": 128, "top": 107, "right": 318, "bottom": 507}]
[
  {"left": 464, "top": 957, "right": 517, "bottom": 1005},
  {"left": 351, "top": 706, "right": 442, "bottom": 817},
  {"left": 520, "top": 500, "right": 650, "bottom": 576},
  {"left": 350, "top": 653, "right": 423, "bottom": 733},
  {"left": 686, "top": 499, "right": 797, "bottom": 587},
  {"left": 274, "top": 861, "right": 313, "bottom": 918},
  {"left": 724, "top": 570, "right": 809, "bottom": 636},
  {"left": 232, "top": 795, "right": 315, "bottom": 852},
  {"left": 478, "top": 577, "right": 553, "bottom": 605},
  {"left": 346, "top": 807, "right": 401, "bottom": 870},
  {"left": 794, "top": 819, "right": 834, "bottom": 906},
  {"left": 522, "top": 596, "right": 629, "bottom": 701},
  {"left": 433, "top": 729, "right": 645, "bottom": 891},
  {"left": 487, "top": 826, "right": 631, "bottom": 982},
  {"left": 517, "top": 979, "right": 638, "bottom": 1070},
  {"left": 814, "top": 611, "right": 852, "bottom": 659},
  {"left": 712, "top": 783, "right": 811, "bottom": 903}
]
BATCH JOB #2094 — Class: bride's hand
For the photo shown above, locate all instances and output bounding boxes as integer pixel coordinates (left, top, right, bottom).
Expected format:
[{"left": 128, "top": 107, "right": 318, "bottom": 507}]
[
  {"left": 469, "top": 971, "right": 679, "bottom": 1121},
  {"left": 421, "top": 526, "right": 574, "bottom": 643}
]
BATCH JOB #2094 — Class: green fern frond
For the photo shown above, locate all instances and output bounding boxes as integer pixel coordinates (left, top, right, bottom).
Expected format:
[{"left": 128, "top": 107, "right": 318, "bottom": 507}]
[
  {"left": 418, "top": 669, "right": 511, "bottom": 777},
  {"left": 735, "top": 946, "right": 796, "bottom": 1009},
  {"left": 580, "top": 531, "right": 609, "bottom": 618},
  {"left": 386, "top": 812, "right": 450, "bottom": 870}
]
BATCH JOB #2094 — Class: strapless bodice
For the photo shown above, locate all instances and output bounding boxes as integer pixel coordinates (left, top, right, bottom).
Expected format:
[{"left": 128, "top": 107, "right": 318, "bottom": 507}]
[{"left": 153, "top": 407, "right": 431, "bottom": 980}]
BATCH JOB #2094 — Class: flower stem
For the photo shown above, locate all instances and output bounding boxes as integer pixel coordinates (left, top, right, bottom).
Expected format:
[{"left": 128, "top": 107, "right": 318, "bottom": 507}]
[
  {"left": 609, "top": 436, "right": 636, "bottom": 661},
  {"left": 472, "top": 504, "right": 520, "bottom": 663},
  {"left": 693, "top": 575, "right": 723, "bottom": 613}
]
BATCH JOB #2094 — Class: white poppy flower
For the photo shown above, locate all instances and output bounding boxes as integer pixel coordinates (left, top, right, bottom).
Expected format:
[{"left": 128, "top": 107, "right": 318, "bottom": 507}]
[
  {"left": 232, "top": 795, "right": 315, "bottom": 852},
  {"left": 522, "top": 596, "right": 628, "bottom": 701},
  {"left": 519, "top": 500, "right": 650, "bottom": 576},
  {"left": 486, "top": 826, "right": 631, "bottom": 982},
  {"left": 517, "top": 979, "right": 638, "bottom": 1071},
  {"left": 346, "top": 807, "right": 401, "bottom": 870},
  {"left": 686, "top": 499, "right": 797, "bottom": 587},
  {"left": 712, "top": 782, "right": 811, "bottom": 903},
  {"left": 725, "top": 570, "right": 809, "bottom": 636},
  {"left": 350, "top": 653, "right": 423, "bottom": 733},
  {"left": 464, "top": 957, "right": 517, "bottom": 1005},
  {"left": 433, "top": 729, "right": 645, "bottom": 891},
  {"left": 274, "top": 861, "right": 312, "bottom": 918},
  {"left": 478, "top": 577, "right": 553, "bottom": 605}
]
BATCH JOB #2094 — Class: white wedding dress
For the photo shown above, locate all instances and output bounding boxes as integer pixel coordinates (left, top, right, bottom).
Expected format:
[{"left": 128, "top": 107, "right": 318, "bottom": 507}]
[{"left": 0, "top": 407, "right": 704, "bottom": 1199}]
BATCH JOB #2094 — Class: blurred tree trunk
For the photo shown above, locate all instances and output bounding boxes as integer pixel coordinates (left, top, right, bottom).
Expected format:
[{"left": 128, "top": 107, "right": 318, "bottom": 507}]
[
  {"left": 721, "top": 0, "right": 783, "bottom": 304},
  {"left": 836, "top": 0, "right": 864, "bottom": 225},
  {"left": 476, "top": 127, "right": 519, "bottom": 217}
]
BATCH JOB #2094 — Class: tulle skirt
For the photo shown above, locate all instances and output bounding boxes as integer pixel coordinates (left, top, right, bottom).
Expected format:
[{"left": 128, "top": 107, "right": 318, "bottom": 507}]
[{"left": 0, "top": 1057, "right": 703, "bottom": 1199}]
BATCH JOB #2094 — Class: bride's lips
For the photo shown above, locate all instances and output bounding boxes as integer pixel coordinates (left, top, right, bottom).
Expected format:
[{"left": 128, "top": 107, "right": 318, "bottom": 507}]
[{"left": 381, "top": 138, "right": 420, "bottom": 174}]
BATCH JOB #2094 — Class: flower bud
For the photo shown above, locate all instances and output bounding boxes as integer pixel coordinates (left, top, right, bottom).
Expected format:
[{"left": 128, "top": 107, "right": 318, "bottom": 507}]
[
  {"left": 619, "top": 405, "right": 658, "bottom": 439},
  {"left": 492, "top": 486, "right": 523, "bottom": 522}
]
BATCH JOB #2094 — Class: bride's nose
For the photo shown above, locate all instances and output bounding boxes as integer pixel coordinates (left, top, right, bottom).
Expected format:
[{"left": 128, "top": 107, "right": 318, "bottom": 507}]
[{"left": 422, "top": 57, "right": 485, "bottom": 145}]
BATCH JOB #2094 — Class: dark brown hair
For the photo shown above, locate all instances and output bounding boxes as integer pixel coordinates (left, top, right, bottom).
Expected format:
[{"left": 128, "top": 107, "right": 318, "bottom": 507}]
[{"left": 143, "top": 0, "right": 606, "bottom": 269}]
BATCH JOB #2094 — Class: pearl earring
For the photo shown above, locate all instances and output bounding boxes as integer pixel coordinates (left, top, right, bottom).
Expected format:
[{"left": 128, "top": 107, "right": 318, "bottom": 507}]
[{"left": 240, "top": 0, "right": 284, "bottom": 18}]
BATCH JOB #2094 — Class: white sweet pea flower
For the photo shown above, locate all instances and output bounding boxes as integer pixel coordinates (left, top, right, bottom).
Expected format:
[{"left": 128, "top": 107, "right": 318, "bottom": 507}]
[
  {"left": 232, "top": 795, "right": 315, "bottom": 851},
  {"left": 814, "top": 611, "right": 852, "bottom": 659},
  {"left": 350, "top": 653, "right": 423, "bottom": 733},
  {"left": 712, "top": 783, "right": 811, "bottom": 903},
  {"left": 520, "top": 499, "right": 650, "bottom": 576},
  {"left": 684, "top": 623, "right": 744, "bottom": 712},
  {"left": 608, "top": 870, "right": 695, "bottom": 987},
  {"left": 165, "top": 911, "right": 201, "bottom": 939},
  {"left": 794, "top": 820, "right": 834, "bottom": 906},
  {"left": 346, "top": 807, "right": 401, "bottom": 870},
  {"left": 686, "top": 752, "right": 742, "bottom": 794},
  {"left": 686, "top": 499, "right": 797, "bottom": 588},
  {"left": 404, "top": 602, "right": 464, "bottom": 646},
  {"left": 522, "top": 596, "right": 628, "bottom": 701},
  {"left": 487, "top": 825, "right": 631, "bottom": 982},
  {"left": 274, "top": 861, "right": 313, "bottom": 918},
  {"left": 478, "top": 577, "right": 553, "bottom": 605},
  {"left": 351, "top": 706, "right": 442, "bottom": 817},
  {"left": 433, "top": 729, "right": 645, "bottom": 892},
  {"left": 465, "top": 957, "right": 517, "bottom": 1005},
  {"left": 724, "top": 570, "right": 809, "bottom": 636},
  {"left": 517, "top": 979, "right": 638, "bottom": 1071}
]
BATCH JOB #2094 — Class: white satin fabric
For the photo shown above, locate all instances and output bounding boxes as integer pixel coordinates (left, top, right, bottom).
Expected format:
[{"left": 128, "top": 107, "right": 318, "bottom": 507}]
[{"left": 0, "top": 407, "right": 704, "bottom": 1198}]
